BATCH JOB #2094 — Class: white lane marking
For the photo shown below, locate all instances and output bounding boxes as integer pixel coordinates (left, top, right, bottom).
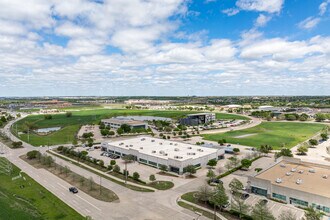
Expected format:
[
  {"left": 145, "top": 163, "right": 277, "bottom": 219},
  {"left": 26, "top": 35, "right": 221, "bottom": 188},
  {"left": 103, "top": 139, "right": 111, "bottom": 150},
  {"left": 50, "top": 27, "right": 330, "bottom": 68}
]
[
  {"left": 72, "top": 200, "right": 78, "bottom": 204},
  {"left": 57, "top": 183, "right": 67, "bottom": 190},
  {"left": 61, "top": 192, "right": 66, "bottom": 196},
  {"left": 85, "top": 209, "right": 91, "bottom": 213},
  {"left": 76, "top": 195, "right": 101, "bottom": 211}
]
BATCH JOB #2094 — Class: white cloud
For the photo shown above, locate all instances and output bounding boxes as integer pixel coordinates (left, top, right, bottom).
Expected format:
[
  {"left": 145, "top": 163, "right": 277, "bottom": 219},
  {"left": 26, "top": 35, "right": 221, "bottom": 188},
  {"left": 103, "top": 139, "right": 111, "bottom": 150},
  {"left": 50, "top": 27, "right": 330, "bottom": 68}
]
[
  {"left": 319, "top": 0, "right": 330, "bottom": 15},
  {"left": 222, "top": 8, "right": 240, "bottom": 16},
  {"left": 236, "top": 0, "right": 284, "bottom": 13},
  {"left": 255, "top": 14, "right": 271, "bottom": 27},
  {"left": 298, "top": 17, "right": 321, "bottom": 30}
]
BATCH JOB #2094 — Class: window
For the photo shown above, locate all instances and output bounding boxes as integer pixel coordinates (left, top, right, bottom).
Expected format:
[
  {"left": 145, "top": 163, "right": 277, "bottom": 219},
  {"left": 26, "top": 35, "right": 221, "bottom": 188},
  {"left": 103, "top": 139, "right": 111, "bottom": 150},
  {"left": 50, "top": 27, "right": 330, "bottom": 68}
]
[
  {"left": 290, "top": 198, "right": 308, "bottom": 207},
  {"left": 148, "top": 161, "right": 157, "bottom": 167},
  {"left": 139, "top": 158, "right": 147, "bottom": 163},
  {"left": 312, "top": 203, "right": 330, "bottom": 213},
  {"left": 251, "top": 186, "right": 267, "bottom": 196},
  {"left": 272, "top": 193, "right": 286, "bottom": 201}
]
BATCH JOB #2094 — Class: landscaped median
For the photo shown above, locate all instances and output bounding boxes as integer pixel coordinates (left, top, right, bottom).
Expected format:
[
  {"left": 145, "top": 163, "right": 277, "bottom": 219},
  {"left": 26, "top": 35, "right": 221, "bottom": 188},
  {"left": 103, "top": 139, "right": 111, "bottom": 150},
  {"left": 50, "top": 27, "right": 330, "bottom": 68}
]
[
  {"left": 47, "top": 150, "right": 155, "bottom": 192},
  {"left": 21, "top": 151, "right": 119, "bottom": 202},
  {"left": 48, "top": 149, "right": 175, "bottom": 191}
]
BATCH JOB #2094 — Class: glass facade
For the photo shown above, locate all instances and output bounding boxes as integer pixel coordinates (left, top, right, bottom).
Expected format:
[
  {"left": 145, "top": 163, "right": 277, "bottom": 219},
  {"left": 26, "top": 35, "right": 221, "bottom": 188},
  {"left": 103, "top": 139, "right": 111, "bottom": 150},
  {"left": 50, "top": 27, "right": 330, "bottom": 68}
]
[
  {"left": 148, "top": 161, "right": 157, "bottom": 167},
  {"left": 139, "top": 158, "right": 147, "bottom": 163},
  {"left": 272, "top": 193, "right": 286, "bottom": 201}
]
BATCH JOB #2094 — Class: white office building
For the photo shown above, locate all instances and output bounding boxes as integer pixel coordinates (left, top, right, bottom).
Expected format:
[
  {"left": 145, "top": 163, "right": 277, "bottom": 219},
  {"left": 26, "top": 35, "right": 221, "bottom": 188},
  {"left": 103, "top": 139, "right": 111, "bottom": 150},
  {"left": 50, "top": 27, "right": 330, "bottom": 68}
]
[{"left": 101, "top": 137, "right": 224, "bottom": 174}]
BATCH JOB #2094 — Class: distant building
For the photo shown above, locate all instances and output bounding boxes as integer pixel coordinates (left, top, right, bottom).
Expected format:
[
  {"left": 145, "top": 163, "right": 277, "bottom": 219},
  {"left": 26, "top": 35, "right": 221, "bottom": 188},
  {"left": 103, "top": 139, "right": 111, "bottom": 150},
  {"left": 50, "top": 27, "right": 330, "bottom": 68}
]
[
  {"left": 179, "top": 113, "right": 216, "bottom": 126},
  {"left": 248, "top": 157, "right": 330, "bottom": 215},
  {"left": 101, "top": 137, "right": 224, "bottom": 174},
  {"left": 101, "top": 118, "right": 147, "bottom": 130}
]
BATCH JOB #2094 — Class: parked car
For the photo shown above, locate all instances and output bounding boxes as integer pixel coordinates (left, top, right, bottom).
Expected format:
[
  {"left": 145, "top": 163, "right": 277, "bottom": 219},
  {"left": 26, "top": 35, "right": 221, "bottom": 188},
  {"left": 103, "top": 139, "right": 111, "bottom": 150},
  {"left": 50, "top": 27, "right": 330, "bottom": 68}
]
[
  {"left": 210, "top": 178, "right": 223, "bottom": 184},
  {"left": 69, "top": 187, "right": 78, "bottom": 194},
  {"left": 221, "top": 202, "right": 230, "bottom": 209},
  {"left": 241, "top": 193, "right": 250, "bottom": 200}
]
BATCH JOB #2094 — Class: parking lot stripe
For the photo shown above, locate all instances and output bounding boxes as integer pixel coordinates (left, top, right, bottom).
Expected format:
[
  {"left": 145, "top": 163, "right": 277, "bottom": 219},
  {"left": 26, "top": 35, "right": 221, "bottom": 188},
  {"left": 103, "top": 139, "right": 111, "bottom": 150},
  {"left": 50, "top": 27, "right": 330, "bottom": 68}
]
[{"left": 57, "top": 183, "right": 67, "bottom": 189}]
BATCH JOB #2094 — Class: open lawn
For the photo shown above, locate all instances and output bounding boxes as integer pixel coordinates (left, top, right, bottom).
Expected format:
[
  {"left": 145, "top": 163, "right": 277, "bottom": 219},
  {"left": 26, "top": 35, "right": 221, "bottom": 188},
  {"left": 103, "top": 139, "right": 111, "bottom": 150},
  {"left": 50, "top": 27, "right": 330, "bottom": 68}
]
[
  {"left": 203, "top": 122, "right": 326, "bottom": 149},
  {"left": 0, "top": 157, "right": 83, "bottom": 220},
  {"left": 13, "top": 109, "right": 246, "bottom": 146}
]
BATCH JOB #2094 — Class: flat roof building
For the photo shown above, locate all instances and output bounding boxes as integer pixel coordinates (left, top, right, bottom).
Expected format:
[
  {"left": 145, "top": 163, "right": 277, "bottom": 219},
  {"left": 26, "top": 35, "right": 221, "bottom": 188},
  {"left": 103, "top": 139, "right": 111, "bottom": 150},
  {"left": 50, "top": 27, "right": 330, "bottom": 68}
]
[
  {"left": 179, "top": 112, "right": 216, "bottom": 126},
  {"left": 101, "top": 118, "right": 147, "bottom": 130},
  {"left": 248, "top": 157, "right": 330, "bottom": 215},
  {"left": 101, "top": 137, "right": 224, "bottom": 174}
]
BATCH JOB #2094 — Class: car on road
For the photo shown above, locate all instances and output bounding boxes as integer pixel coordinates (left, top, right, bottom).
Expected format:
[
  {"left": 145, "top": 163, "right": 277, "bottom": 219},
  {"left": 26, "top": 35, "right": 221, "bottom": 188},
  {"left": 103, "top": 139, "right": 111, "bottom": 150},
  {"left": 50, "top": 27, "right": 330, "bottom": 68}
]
[
  {"left": 221, "top": 202, "right": 230, "bottom": 209},
  {"left": 69, "top": 187, "right": 78, "bottom": 194}
]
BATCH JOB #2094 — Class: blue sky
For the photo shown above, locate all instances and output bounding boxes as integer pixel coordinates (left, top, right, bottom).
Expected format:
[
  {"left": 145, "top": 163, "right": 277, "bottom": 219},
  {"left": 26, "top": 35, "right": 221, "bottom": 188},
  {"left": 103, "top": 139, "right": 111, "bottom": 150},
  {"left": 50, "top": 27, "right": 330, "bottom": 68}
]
[{"left": 0, "top": 0, "right": 329, "bottom": 96}]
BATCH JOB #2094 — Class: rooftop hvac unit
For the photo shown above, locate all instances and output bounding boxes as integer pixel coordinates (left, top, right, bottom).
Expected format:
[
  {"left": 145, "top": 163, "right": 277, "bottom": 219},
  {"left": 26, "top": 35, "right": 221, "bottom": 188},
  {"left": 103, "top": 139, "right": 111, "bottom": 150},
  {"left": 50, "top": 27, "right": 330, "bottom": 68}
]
[
  {"left": 152, "top": 150, "right": 156, "bottom": 153},
  {"left": 309, "top": 169, "right": 316, "bottom": 173},
  {"left": 280, "top": 164, "right": 286, "bottom": 168},
  {"left": 159, "top": 150, "right": 165, "bottom": 154},
  {"left": 129, "top": 145, "right": 133, "bottom": 147},
  {"left": 164, "top": 153, "right": 168, "bottom": 156},
  {"left": 275, "top": 178, "right": 282, "bottom": 183},
  {"left": 187, "top": 152, "right": 196, "bottom": 155},
  {"left": 125, "top": 145, "right": 129, "bottom": 148},
  {"left": 187, "top": 147, "right": 192, "bottom": 149},
  {"left": 141, "top": 138, "right": 145, "bottom": 141},
  {"left": 174, "top": 148, "right": 179, "bottom": 151},
  {"left": 291, "top": 168, "right": 296, "bottom": 172},
  {"left": 140, "top": 147, "right": 143, "bottom": 149},
  {"left": 170, "top": 143, "right": 173, "bottom": 145},
  {"left": 298, "top": 170, "right": 304, "bottom": 174},
  {"left": 120, "top": 142, "right": 124, "bottom": 145},
  {"left": 174, "top": 156, "right": 183, "bottom": 159},
  {"left": 286, "top": 172, "right": 291, "bottom": 176},
  {"left": 323, "top": 174, "right": 328, "bottom": 179},
  {"left": 151, "top": 140, "right": 155, "bottom": 142},
  {"left": 296, "top": 179, "right": 303, "bottom": 185},
  {"left": 174, "top": 143, "right": 178, "bottom": 146}
]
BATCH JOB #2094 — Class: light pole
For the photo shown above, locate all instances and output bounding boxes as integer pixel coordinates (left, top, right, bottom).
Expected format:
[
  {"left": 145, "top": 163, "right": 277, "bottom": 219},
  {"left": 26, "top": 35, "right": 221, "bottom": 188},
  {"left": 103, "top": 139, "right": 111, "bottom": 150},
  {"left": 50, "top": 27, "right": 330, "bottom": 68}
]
[
  {"left": 99, "top": 176, "right": 102, "bottom": 195},
  {"left": 125, "top": 162, "right": 127, "bottom": 185}
]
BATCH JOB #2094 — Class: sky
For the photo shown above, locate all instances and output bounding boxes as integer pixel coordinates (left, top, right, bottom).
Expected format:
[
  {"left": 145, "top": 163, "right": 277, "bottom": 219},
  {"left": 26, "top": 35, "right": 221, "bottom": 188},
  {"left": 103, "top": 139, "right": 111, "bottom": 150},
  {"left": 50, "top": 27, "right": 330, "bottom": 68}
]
[{"left": 0, "top": 0, "right": 330, "bottom": 96}]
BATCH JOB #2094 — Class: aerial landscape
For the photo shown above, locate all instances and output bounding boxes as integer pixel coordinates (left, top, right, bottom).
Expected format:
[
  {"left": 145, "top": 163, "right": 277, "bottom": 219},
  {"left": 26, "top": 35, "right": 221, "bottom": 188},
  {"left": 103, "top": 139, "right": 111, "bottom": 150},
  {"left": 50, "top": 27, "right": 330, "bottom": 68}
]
[{"left": 0, "top": 1, "right": 330, "bottom": 220}]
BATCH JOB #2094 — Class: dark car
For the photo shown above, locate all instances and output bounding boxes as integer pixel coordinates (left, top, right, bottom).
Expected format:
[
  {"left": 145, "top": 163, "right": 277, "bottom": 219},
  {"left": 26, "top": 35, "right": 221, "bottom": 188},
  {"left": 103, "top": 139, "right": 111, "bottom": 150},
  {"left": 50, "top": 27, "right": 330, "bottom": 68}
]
[
  {"left": 241, "top": 193, "right": 250, "bottom": 200},
  {"left": 222, "top": 202, "right": 230, "bottom": 209},
  {"left": 69, "top": 187, "right": 78, "bottom": 194},
  {"left": 210, "top": 178, "right": 223, "bottom": 184}
]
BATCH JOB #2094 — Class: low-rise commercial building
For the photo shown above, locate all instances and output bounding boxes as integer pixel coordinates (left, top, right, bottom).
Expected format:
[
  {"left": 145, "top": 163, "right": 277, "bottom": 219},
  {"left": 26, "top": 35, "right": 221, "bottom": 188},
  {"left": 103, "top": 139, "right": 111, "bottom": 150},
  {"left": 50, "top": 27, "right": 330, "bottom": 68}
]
[
  {"left": 248, "top": 157, "right": 330, "bottom": 215},
  {"left": 101, "top": 137, "right": 224, "bottom": 174},
  {"left": 101, "top": 118, "right": 147, "bottom": 130},
  {"left": 179, "top": 112, "right": 216, "bottom": 126}
]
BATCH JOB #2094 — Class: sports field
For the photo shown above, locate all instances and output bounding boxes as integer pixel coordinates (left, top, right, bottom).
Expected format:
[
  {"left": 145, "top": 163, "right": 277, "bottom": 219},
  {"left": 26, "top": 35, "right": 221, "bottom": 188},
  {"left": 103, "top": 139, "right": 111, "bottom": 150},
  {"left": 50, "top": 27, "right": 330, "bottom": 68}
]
[
  {"left": 203, "top": 122, "right": 326, "bottom": 149},
  {"left": 0, "top": 157, "right": 83, "bottom": 220},
  {"left": 13, "top": 109, "right": 248, "bottom": 146}
]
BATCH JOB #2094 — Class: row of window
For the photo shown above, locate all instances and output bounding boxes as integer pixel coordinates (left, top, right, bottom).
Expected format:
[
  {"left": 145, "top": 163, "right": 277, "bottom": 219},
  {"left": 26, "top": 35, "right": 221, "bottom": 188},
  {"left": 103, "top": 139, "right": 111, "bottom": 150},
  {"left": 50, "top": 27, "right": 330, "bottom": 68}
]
[
  {"left": 312, "top": 203, "right": 330, "bottom": 213},
  {"left": 290, "top": 197, "right": 308, "bottom": 207},
  {"left": 272, "top": 193, "right": 286, "bottom": 201}
]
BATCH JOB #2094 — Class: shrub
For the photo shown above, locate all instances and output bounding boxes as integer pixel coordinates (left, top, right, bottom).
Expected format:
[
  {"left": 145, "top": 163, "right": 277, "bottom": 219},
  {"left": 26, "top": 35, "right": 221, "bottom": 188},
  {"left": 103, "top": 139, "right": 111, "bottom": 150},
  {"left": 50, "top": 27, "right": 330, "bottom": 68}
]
[
  {"left": 12, "top": 141, "right": 23, "bottom": 148},
  {"left": 132, "top": 172, "right": 140, "bottom": 180},
  {"left": 149, "top": 174, "right": 156, "bottom": 182},
  {"left": 27, "top": 150, "right": 41, "bottom": 159},
  {"left": 110, "top": 160, "right": 116, "bottom": 166},
  {"left": 113, "top": 165, "right": 120, "bottom": 173}
]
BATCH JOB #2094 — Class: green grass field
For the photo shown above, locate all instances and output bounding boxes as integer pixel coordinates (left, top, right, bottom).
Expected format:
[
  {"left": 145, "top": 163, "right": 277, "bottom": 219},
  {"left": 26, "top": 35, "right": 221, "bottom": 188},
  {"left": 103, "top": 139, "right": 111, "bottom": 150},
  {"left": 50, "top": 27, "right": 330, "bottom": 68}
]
[
  {"left": 203, "top": 122, "right": 326, "bottom": 149},
  {"left": 0, "top": 157, "right": 83, "bottom": 220},
  {"left": 13, "top": 109, "right": 247, "bottom": 146}
]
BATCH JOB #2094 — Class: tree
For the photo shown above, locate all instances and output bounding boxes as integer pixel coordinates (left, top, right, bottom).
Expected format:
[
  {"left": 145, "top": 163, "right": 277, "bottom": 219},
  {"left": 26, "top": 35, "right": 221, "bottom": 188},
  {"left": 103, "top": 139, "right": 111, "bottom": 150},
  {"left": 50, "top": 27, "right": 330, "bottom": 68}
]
[
  {"left": 229, "top": 178, "right": 244, "bottom": 193},
  {"left": 207, "top": 159, "right": 217, "bottom": 168},
  {"left": 217, "top": 139, "right": 226, "bottom": 146},
  {"left": 110, "top": 160, "right": 116, "bottom": 166},
  {"left": 231, "top": 193, "right": 250, "bottom": 219},
  {"left": 207, "top": 169, "right": 216, "bottom": 180},
  {"left": 88, "top": 177, "right": 94, "bottom": 191},
  {"left": 98, "top": 160, "right": 104, "bottom": 167},
  {"left": 228, "top": 156, "right": 240, "bottom": 168},
  {"left": 159, "top": 164, "right": 168, "bottom": 173},
  {"left": 233, "top": 148, "right": 240, "bottom": 154},
  {"left": 303, "top": 206, "right": 323, "bottom": 220},
  {"left": 66, "top": 112, "right": 72, "bottom": 117},
  {"left": 132, "top": 172, "right": 140, "bottom": 180},
  {"left": 109, "top": 131, "right": 115, "bottom": 136},
  {"left": 275, "top": 148, "right": 293, "bottom": 159},
  {"left": 113, "top": 165, "right": 120, "bottom": 173},
  {"left": 209, "top": 184, "right": 229, "bottom": 218},
  {"left": 315, "top": 113, "right": 326, "bottom": 122},
  {"left": 278, "top": 210, "right": 297, "bottom": 220},
  {"left": 297, "top": 145, "right": 308, "bottom": 155},
  {"left": 12, "top": 141, "right": 23, "bottom": 148},
  {"left": 309, "top": 139, "right": 318, "bottom": 146},
  {"left": 149, "top": 174, "right": 156, "bottom": 182},
  {"left": 26, "top": 150, "right": 41, "bottom": 159},
  {"left": 184, "top": 165, "right": 196, "bottom": 177},
  {"left": 299, "top": 113, "right": 309, "bottom": 121},
  {"left": 101, "top": 129, "right": 110, "bottom": 136},
  {"left": 122, "top": 154, "right": 134, "bottom": 163},
  {"left": 117, "top": 128, "right": 124, "bottom": 135},
  {"left": 0, "top": 116, "right": 7, "bottom": 122},
  {"left": 259, "top": 145, "right": 272, "bottom": 155},
  {"left": 79, "top": 176, "right": 85, "bottom": 186},
  {"left": 240, "top": 159, "right": 252, "bottom": 170},
  {"left": 63, "top": 166, "right": 70, "bottom": 177},
  {"left": 87, "top": 138, "right": 94, "bottom": 147},
  {"left": 196, "top": 184, "right": 212, "bottom": 204},
  {"left": 321, "top": 133, "right": 328, "bottom": 140},
  {"left": 120, "top": 124, "right": 131, "bottom": 133},
  {"left": 251, "top": 200, "right": 275, "bottom": 220}
]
